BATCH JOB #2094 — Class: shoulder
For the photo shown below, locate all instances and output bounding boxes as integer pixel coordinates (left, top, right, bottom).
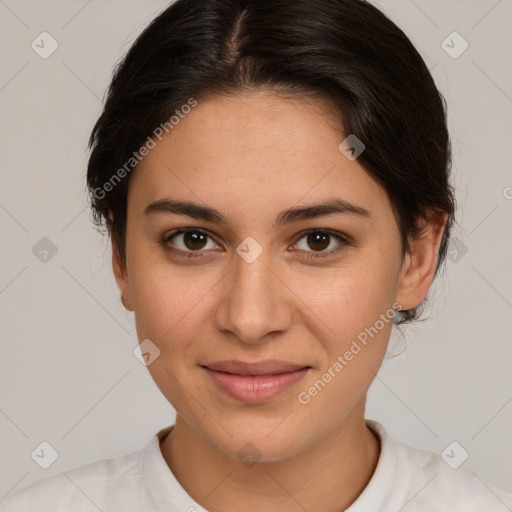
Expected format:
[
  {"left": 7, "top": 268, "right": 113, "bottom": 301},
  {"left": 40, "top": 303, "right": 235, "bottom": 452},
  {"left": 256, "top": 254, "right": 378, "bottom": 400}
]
[
  {"left": 401, "top": 445, "right": 512, "bottom": 510},
  {"left": 0, "top": 446, "right": 145, "bottom": 512},
  {"left": 369, "top": 421, "right": 512, "bottom": 511}
]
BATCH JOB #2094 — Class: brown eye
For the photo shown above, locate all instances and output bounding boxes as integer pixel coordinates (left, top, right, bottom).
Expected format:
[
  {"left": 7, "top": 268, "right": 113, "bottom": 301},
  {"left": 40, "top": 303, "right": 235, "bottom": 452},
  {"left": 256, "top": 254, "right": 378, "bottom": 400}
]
[
  {"left": 306, "top": 232, "right": 330, "bottom": 251},
  {"left": 181, "top": 231, "right": 208, "bottom": 250},
  {"left": 293, "top": 229, "right": 348, "bottom": 259},
  {"left": 163, "top": 228, "right": 218, "bottom": 254}
]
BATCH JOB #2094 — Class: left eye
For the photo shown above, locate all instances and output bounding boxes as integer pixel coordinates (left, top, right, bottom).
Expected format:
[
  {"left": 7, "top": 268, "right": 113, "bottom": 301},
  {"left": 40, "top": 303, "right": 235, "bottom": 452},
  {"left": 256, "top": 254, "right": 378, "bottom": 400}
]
[{"left": 293, "top": 230, "right": 346, "bottom": 256}]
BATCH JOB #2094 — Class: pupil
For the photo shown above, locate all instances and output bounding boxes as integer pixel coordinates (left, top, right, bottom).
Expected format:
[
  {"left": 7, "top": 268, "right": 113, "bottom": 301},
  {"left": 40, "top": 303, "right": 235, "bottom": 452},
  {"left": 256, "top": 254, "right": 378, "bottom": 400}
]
[{"left": 308, "top": 232, "right": 329, "bottom": 251}]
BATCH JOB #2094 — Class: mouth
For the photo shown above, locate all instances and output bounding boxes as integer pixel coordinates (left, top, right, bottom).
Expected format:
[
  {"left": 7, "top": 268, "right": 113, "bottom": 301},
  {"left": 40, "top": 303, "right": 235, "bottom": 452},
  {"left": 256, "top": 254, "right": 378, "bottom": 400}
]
[{"left": 200, "top": 360, "right": 311, "bottom": 404}]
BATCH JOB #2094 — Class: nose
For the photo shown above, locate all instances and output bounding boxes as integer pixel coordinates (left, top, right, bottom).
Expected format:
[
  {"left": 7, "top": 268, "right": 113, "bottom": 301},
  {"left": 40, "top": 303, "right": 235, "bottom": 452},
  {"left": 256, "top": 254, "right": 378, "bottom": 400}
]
[{"left": 214, "top": 245, "right": 293, "bottom": 345}]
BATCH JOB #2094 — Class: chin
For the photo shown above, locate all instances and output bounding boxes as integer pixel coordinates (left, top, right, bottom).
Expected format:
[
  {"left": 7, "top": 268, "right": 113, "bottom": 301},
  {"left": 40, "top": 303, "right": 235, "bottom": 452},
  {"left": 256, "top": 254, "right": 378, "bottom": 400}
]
[{"left": 203, "top": 417, "right": 311, "bottom": 464}]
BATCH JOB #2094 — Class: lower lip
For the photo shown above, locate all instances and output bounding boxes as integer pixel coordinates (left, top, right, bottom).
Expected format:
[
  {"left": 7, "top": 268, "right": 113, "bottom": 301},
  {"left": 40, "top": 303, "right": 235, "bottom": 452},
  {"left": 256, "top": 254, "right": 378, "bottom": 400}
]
[{"left": 203, "top": 367, "right": 310, "bottom": 404}]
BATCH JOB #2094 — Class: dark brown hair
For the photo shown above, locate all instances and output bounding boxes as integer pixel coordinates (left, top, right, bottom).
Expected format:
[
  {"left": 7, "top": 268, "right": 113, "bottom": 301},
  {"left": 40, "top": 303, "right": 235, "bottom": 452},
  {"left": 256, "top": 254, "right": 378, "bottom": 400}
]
[{"left": 87, "top": 0, "right": 456, "bottom": 324}]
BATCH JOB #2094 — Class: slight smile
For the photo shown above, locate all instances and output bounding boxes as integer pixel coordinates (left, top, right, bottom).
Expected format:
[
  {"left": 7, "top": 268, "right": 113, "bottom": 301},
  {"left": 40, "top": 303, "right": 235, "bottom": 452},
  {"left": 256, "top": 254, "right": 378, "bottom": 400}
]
[{"left": 201, "top": 360, "right": 312, "bottom": 404}]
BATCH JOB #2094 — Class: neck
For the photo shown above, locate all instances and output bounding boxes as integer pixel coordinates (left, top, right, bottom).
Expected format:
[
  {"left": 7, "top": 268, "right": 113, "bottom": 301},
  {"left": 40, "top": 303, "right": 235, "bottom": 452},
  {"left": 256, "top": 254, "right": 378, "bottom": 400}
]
[{"left": 160, "top": 405, "right": 380, "bottom": 512}]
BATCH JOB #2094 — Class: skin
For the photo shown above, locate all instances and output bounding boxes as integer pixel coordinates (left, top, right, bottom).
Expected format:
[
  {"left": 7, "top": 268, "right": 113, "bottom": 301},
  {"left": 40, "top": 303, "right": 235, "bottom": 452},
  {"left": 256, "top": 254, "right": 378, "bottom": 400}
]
[{"left": 112, "top": 89, "right": 447, "bottom": 512}]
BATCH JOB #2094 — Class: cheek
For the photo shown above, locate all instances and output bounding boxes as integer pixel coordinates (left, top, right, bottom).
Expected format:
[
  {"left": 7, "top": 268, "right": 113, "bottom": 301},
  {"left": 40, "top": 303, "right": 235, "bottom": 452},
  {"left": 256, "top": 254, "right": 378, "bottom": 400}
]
[
  {"left": 294, "top": 273, "right": 396, "bottom": 418},
  {"left": 297, "top": 250, "right": 399, "bottom": 337},
  {"left": 128, "top": 263, "right": 216, "bottom": 410},
  {"left": 130, "top": 265, "right": 214, "bottom": 343},
  {"left": 292, "top": 249, "right": 400, "bottom": 395}
]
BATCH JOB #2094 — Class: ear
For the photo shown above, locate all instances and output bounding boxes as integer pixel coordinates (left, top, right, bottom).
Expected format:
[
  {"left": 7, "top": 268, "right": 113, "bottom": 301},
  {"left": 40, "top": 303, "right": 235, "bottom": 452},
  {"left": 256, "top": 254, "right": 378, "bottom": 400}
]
[
  {"left": 396, "top": 211, "right": 448, "bottom": 311},
  {"left": 109, "top": 220, "right": 134, "bottom": 312}
]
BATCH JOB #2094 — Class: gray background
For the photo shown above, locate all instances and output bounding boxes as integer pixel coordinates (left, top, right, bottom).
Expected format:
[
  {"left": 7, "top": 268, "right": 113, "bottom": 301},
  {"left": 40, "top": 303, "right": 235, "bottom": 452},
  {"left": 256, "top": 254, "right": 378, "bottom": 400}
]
[{"left": 1, "top": 0, "right": 511, "bottom": 501}]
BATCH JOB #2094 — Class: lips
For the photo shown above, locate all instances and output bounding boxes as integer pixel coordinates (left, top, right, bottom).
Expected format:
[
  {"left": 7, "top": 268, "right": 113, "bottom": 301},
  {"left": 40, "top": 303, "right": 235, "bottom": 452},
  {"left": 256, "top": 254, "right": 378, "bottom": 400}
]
[{"left": 201, "top": 360, "right": 310, "bottom": 404}]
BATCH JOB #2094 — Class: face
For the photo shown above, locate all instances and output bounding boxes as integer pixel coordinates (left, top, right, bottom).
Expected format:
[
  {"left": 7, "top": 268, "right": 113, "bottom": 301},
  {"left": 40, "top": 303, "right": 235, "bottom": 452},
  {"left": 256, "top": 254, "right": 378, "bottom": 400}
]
[{"left": 113, "top": 90, "right": 443, "bottom": 462}]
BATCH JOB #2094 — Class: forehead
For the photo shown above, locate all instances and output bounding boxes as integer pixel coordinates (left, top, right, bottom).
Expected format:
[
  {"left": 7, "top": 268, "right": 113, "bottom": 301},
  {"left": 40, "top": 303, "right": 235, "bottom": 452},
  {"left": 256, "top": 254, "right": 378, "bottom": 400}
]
[{"left": 128, "top": 91, "right": 392, "bottom": 226}]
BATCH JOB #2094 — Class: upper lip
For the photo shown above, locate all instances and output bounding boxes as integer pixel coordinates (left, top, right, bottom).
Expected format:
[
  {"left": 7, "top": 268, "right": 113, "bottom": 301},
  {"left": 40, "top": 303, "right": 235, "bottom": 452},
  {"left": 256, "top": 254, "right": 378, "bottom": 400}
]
[{"left": 202, "top": 360, "right": 309, "bottom": 376}]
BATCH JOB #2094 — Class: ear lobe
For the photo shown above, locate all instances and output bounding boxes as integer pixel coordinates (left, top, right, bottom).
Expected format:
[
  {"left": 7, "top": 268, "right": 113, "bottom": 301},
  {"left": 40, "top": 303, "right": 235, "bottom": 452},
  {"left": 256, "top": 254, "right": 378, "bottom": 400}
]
[{"left": 396, "top": 211, "right": 448, "bottom": 311}]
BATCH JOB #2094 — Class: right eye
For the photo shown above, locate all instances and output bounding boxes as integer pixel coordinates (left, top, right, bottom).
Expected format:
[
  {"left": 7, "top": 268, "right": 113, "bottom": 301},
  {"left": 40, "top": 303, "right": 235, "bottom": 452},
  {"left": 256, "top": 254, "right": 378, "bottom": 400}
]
[{"left": 161, "top": 228, "right": 221, "bottom": 258}]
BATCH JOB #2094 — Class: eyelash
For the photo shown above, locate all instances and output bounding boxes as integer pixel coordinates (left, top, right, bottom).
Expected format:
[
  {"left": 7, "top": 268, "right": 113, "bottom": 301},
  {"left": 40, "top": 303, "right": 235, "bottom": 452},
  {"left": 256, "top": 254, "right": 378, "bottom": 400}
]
[{"left": 160, "top": 228, "right": 351, "bottom": 260}]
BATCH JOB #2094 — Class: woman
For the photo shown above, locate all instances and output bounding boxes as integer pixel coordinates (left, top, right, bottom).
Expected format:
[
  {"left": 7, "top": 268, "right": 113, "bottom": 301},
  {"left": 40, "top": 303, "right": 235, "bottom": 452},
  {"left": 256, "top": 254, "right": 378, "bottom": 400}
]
[{"left": 3, "top": 0, "right": 511, "bottom": 510}]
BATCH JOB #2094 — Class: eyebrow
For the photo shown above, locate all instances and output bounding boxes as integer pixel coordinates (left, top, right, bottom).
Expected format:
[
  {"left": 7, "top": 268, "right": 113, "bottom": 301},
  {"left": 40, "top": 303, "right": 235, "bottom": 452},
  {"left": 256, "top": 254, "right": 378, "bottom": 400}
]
[{"left": 144, "top": 197, "right": 371, "bottom": 227}]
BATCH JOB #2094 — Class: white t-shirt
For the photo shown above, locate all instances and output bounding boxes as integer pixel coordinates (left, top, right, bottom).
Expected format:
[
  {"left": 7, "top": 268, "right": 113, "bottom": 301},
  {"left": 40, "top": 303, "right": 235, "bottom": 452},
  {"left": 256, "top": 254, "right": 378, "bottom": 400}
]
[{"left": 1, "top": 420, "right": 511, "bottom": 511}]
